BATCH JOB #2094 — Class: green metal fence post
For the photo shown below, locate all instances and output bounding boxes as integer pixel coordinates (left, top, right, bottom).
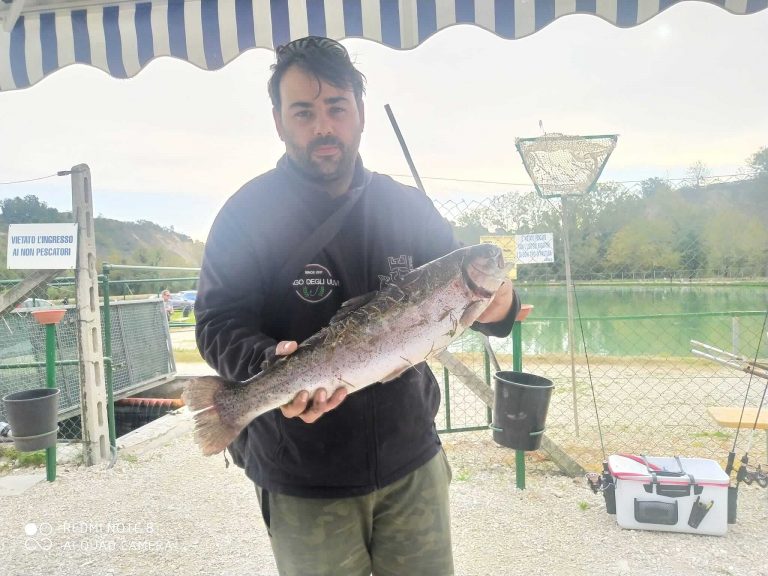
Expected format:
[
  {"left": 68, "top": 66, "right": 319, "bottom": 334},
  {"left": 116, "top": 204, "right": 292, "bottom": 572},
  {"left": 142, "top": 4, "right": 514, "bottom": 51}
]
[
  {"left": 44, "top": 323, "right": 57, "bottom": 482},
  {"left": 483, "top": 348, "right": 492, "bottom": 424},
  {"left": 512, "top": 320, "right": 525, "bottom": 489},
  {"left": 102, "top": 264, "right": 116, "bottom": 449},
  {"left": 443, "top": 367, "right": 451, "bottom": 431}
]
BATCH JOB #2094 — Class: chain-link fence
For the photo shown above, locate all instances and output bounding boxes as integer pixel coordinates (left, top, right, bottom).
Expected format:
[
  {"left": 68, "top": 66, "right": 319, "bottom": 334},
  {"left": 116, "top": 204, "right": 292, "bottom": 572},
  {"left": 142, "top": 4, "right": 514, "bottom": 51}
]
[
  {"left": 0, "top": 275, "right": 176, "bottom": 468},
  {"left": 430, "top": 311, "right": 767, "bottom": 473},
  {"left": 0, "top": 304, "right": 80, "bottom": 444},
  {"left": 430, "top": 174, "right": 768, "bottom": 472}
]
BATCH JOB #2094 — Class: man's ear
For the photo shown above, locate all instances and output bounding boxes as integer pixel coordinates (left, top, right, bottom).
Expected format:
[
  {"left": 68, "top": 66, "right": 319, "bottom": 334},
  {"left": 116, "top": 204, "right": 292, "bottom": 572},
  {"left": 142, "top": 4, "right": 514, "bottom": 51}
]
[
  {"left": 358, "top": 99, "right": 365, "bottom": 132},
  {"left": 272, "top": 107, "right": 285, "bottom": 142}
]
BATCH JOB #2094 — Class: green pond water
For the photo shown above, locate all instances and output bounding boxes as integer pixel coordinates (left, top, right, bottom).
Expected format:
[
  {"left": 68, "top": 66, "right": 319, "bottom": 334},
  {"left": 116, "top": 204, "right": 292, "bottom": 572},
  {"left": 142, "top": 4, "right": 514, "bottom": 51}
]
[{"left": 489, "top": 284, "right": 768, "bottom": 358}]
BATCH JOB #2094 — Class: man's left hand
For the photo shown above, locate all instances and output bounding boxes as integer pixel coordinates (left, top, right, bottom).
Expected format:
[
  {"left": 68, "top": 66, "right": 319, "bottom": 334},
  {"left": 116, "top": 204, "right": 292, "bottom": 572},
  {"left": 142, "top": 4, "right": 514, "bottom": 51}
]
[
  {"left": 476, "top": 281, "right": 515, "bottom": 324},
  {"left": 281, "top": 387, "right": 348, "bottom": 423}
]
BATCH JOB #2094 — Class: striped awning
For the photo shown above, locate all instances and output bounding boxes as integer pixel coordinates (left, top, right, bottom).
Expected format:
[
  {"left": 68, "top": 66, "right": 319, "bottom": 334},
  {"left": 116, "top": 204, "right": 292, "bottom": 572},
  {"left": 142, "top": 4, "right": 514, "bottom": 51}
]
[{"left": 1, "top": 0, "right": 766, "bottom": 92}]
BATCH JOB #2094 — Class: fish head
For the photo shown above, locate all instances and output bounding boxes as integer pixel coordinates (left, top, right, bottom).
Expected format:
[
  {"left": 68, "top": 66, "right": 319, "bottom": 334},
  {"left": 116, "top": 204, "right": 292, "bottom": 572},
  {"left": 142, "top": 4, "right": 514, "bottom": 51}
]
[{"left": 461, "top": 243, "right": 511, "bottom": 299}]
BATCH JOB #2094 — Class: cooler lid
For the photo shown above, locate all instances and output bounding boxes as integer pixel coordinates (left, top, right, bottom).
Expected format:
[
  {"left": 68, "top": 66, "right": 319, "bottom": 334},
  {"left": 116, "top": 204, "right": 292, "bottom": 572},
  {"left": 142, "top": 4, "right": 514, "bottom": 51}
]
[{"left": 607, "top": 454, "right": 730, "bottom": 486}]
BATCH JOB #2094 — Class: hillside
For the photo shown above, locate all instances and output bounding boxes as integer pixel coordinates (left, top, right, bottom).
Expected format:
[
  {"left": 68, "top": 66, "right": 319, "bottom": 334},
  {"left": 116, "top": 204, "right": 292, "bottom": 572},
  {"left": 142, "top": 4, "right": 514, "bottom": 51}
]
[
  {"left": 95, "top": 218, "right": 204, "bottom": 267},
  {"left": 0, "top": 196, "right": 204, "bottom": 279},
  {"left": 678, "top": 178, "right": 768, "bottom": 223}
]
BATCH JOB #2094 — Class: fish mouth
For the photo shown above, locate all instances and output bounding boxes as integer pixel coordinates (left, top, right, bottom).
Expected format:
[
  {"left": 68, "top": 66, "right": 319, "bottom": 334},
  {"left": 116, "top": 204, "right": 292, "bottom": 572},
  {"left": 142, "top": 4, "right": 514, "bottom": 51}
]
[
  {"left": 461, "top": 244, "right": 507, "bottom": 298},
  {"left": 462, "top": 262, "right": 496, "bottom": 299}
]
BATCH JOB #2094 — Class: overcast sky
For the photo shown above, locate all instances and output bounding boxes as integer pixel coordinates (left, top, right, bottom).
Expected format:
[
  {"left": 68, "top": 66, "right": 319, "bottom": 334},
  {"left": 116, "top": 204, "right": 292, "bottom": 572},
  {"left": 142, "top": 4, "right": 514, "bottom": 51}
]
[{"left": 0, "top": 4, "right": 766, "bottom": 242}]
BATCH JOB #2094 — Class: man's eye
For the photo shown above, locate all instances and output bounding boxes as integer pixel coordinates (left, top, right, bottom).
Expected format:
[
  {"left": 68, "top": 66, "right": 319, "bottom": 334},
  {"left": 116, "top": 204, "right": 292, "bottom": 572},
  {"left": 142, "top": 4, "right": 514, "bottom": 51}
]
[
  {"left": 295, "top": 111, "right": 312, "bottom": 119},
  {"left": 330, "top": 107, "right": 346, "bottom": 115}
]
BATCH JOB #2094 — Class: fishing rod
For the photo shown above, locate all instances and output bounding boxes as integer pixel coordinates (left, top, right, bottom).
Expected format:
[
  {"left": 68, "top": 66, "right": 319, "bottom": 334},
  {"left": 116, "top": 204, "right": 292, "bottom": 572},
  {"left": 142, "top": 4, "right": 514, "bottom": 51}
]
[
  {"left": 384, "top": 104, "right": 427, "bottom": 196},
  {"left": 728, "top": 310, "right": 768, "bottom": 490},
  {"left": 697, "top": 311, "right": 768, "bottom": 487},
  {"left": 383, "top": 104, "right": 503, "bottom": 370},
  {"left": 689, "top": 310, "right": 768, "bottom": 525},
  {"left": 570, "top": 281, "right": 617, "bottom": 511}
]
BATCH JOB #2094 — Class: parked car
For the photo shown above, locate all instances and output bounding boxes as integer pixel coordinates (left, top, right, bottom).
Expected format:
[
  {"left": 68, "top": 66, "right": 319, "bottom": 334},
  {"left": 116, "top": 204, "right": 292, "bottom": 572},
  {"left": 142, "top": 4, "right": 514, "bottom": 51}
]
[
  {"left": 15, "top": 298, "right": 54, "bottom": 309},
  {"left": 168, "top": 290, "right": 196, "bottom": 316}
]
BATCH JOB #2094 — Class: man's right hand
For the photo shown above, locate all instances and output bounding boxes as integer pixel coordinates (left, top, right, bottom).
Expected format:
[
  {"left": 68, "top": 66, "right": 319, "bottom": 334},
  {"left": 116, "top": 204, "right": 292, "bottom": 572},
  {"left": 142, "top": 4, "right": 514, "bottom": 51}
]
[{"left": 275, "top": 341, "right": 348, "bottom": 423}]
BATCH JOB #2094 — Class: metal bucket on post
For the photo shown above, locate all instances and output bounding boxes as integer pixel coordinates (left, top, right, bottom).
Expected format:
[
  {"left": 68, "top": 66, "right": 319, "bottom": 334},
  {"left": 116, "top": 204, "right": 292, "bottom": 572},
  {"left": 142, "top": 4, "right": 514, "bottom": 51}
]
[
  {"left": 491, "top": 371, "right": 554, "bottom": 451},
  {"left": 2, "top": 388, "right": 60, "bottom": 452}
]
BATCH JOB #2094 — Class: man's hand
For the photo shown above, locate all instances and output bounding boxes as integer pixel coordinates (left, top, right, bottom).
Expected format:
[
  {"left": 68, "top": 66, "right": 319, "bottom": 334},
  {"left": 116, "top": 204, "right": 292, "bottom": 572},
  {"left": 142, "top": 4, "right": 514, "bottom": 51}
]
[
  {"left": 274, "top": 340, "right": 348, "bottom": 423},
  {"left": 476, "top": 281, "right": 515, "bottom": 324}
]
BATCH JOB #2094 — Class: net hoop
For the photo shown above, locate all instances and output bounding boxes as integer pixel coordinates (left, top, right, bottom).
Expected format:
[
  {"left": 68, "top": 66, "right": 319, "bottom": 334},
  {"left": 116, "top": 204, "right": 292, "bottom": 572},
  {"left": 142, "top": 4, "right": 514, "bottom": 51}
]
[{"left": 515, "top": 133, "right": 618, "bottom": 199}]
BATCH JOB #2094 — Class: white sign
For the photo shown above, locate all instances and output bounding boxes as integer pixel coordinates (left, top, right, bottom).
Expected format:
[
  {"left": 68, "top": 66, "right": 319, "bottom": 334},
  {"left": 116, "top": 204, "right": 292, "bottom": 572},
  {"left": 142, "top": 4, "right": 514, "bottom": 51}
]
[
  {"left": 516, "top": 233, "right": 554, "bottom": 264},
  {"left": 7, "top": 223, "right": 78, "bottom": 269}
]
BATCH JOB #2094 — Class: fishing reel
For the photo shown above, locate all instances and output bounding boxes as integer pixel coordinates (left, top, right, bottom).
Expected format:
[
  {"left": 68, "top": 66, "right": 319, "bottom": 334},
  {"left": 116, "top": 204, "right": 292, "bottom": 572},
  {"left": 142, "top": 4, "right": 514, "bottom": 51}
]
[
  {"left": 738, "top": 462, "right": 768, "bottom": 488},
  {"left": 586, "top": 472, "right": 612, "bottom": 493},
  {"left": 586, "top": 462, "right": 616, "bottom": 514}
]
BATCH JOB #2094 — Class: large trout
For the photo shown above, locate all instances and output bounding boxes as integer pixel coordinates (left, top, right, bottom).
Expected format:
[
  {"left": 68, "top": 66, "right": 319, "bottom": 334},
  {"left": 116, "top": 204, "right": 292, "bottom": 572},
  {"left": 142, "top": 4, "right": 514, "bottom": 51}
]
[{"left": 183, "top": 243, "right": 510, "bottom": 455}]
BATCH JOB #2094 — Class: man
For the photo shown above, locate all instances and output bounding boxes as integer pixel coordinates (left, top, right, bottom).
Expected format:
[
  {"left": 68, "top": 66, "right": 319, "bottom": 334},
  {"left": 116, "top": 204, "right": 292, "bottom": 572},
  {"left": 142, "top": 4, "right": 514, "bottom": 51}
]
[
  {"left": 161, "top": 289, "right": 172, "bottom": 320},
  {"left": 195, "top": 36, "right": 519, "bottom": 576}
]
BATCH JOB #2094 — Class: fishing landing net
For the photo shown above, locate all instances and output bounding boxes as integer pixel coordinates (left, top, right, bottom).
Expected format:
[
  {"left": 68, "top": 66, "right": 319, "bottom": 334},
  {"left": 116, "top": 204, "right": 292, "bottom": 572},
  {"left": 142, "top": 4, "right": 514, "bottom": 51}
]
[{"left": 515, "top": 133, "right": 618, "bottom": 198}]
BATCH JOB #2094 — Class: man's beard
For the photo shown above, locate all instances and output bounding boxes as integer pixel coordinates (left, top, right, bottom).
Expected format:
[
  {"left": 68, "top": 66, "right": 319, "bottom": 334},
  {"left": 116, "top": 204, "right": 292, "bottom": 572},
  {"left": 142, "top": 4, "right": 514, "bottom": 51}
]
[{"left": 290, "top": 135, "right": 358, "bottom": 182}]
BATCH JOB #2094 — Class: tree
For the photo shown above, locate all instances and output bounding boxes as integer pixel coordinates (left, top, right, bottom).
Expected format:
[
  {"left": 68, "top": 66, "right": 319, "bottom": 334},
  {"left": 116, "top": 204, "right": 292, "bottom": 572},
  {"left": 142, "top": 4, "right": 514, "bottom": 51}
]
[
  {"left": 0, "top": 195, "right": 63, "bottom": 224},
  {"left": 686, "top": 161, "right": 710, "bottom": 188},
  {"left": 640, "top": 177, "right": 672, "bottom": 200},
  {"left": 676, "top": 230, "right": 707, "bottom": 279},
  {"left": 701, "top": 208, "right": 768, "bottom": 277},
  {"left": 605, "top": 219, "right": 681, "bottom": 275},
  {"left": 748, "top": 146, "right": 768, "bottom": 176}
]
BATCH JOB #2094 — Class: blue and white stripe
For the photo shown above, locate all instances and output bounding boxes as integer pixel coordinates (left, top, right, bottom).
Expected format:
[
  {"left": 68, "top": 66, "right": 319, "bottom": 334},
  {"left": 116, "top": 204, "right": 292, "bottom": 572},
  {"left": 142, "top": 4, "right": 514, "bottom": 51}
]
[{"left": 1, "top": 0, "right": 766, "bottom": 91}]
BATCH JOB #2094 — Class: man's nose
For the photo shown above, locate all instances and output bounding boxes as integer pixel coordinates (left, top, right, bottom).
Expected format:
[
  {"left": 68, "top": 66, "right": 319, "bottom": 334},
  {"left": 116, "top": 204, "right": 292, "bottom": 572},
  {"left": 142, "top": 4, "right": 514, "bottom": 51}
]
[{"left": 313, "top": 112, "right": 333, "bottom": 136}]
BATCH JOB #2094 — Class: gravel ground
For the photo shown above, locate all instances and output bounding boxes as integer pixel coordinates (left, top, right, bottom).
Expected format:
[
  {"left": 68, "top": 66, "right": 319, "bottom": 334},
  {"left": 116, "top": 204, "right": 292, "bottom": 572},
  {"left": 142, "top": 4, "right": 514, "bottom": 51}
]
[{"left": 2, "top": 427, "right": 767, "bottom": 576}]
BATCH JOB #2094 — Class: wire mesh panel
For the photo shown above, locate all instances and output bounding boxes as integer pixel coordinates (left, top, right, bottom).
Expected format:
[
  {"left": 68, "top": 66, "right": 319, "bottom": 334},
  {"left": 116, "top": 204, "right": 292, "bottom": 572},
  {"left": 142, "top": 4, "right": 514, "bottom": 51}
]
[
  {"left": 0, "top": 307, "right": 80, "bottom": 423},
  {"left": 529, "top": 311, "right": 767, "bottom": 467},
  {"left": 432, "top": 307, "right": 767, "bottom": 470},
  {"left": 0, "top": 299, "right": 175, "bottom": 452},
  {"left": 105, "top": 300, "right": 175, "bottom": 397},
  {"left": 433, "top": 331, "right": 493, "bottom": 432}
]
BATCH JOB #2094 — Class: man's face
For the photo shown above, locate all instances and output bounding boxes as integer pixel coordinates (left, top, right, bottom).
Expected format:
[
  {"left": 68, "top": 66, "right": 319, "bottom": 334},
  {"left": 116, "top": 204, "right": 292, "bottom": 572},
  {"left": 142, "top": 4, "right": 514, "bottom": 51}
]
[{"left": 273, "top": 65, "right": 365, "bottom": 184}]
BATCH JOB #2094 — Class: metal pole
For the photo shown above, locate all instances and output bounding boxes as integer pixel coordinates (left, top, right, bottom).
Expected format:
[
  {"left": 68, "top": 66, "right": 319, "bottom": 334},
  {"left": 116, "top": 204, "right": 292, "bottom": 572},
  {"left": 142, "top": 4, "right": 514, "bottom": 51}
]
[
  {"left": 512, "top": 320, "right": 525, "bottom": 489},
  {"left": 45, "top": 323, "right": 57, "bottom": 482},
  {"left": 483, "top": 348, "right": 492, "bottom": 425},
  {"left": 0, "top": 360, "right": 79, "bottom": 370},
  {"left": 443, "top": 367, "right": 451, "bottom": 431},
  {"left": 102, "top": 266, "right": 116, "bottom": 448},
  {"left": 561, "top": 197, "right": 580, "bottom": 437}
]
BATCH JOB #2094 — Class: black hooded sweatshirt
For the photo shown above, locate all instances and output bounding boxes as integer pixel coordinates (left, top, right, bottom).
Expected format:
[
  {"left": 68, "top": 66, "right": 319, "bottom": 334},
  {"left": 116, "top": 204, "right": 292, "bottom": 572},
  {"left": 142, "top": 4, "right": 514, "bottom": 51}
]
[{"left": 195, "top": 155, "right": 518, "bottom": 498}]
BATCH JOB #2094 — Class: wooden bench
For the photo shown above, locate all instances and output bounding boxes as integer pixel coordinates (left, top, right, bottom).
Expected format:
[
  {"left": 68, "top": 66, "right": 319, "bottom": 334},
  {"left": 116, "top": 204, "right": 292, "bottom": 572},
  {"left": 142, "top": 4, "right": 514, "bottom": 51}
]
[{"left": 707, "top": 406, "right": 768, "bottom": 456}]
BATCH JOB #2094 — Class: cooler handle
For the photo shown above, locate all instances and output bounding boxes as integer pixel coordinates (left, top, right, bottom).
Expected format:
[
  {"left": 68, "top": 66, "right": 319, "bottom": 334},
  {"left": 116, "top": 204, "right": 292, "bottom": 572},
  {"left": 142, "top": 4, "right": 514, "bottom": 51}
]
[
  {"left": 641, "top": 454, "right": 686, "bottom": 477},
  {"left": 642, "top": 483, "right": 704, "bottom": 498}
]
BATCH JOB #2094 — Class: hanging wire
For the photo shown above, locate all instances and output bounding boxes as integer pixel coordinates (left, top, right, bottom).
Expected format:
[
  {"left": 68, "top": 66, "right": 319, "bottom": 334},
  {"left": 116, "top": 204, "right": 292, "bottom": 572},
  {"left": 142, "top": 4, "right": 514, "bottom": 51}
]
[
  {"left": 385, "top": 172, "right": 753, "bottom": 188},
  {"left": 0, "top": 172, "right": 69, "bottom": 186}
]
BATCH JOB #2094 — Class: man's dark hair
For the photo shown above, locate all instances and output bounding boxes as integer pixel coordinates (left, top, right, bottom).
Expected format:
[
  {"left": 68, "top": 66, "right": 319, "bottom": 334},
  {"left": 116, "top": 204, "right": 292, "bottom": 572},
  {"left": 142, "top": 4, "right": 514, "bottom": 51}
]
[{"left": 268, "top": 36, "right": 366, "bottom": 110}]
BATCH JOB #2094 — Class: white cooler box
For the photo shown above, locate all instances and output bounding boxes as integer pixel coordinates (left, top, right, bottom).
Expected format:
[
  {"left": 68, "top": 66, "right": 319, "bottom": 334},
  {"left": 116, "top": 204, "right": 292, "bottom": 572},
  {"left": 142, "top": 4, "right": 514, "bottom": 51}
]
[{"left": 607, "top": 454, "right": 729, "bottom": 536}]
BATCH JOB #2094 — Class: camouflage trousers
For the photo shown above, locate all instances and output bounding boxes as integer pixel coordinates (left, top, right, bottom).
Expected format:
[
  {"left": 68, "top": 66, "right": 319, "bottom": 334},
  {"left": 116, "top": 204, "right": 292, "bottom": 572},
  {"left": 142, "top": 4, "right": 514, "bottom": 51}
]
[{"left": 256, "top": 450, "right": 454, "bottom": 576}]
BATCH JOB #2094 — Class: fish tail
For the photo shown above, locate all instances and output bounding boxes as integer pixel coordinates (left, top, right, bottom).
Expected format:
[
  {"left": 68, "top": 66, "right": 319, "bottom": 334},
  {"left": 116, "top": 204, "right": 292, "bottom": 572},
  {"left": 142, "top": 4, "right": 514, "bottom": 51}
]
[{"left": 182, "top": 376, "right": 241, "bottom": 457}]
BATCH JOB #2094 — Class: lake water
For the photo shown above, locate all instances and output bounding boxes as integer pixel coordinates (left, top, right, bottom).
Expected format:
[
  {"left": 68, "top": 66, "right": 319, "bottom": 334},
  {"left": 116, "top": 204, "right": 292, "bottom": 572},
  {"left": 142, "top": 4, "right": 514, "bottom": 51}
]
[{"left": 491, "top": 284, "right": 768, "bottom": 358}]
